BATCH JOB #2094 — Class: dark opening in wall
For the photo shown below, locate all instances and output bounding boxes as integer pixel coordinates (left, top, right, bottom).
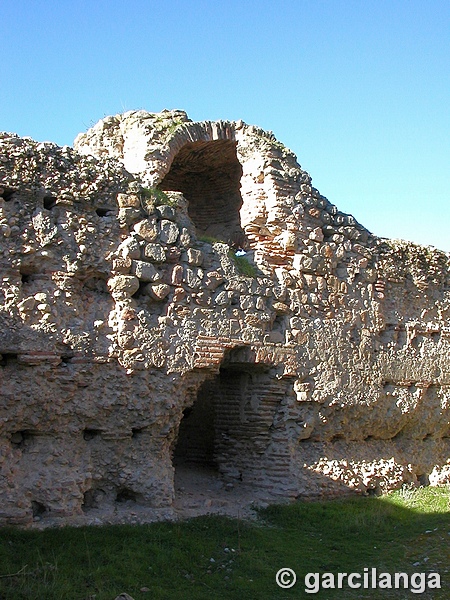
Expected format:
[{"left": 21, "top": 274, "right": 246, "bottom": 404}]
[
  {"left": 132, "top": 427, "right": 146, "bottom": 438},
  {"left": 116, "top": 488, "right": 140, "bottom": 503},
  {"left": 82, "top": 276, "right": 109, "bottom": 294},
  {"left": 159, "top": 140, "right": 246, "bottom": 247},
  {"left": 173, "top": 347, "right": 285, "bottom": 492},
  {"left": 366, "top": 481, "right": 382, "bottom": 496},
  {"left": 83, "top": 428, "right": 102, "bottom": 441},
  {"left": 132, "top": 281, "right": 148, "bottom": 299},
  {"left": 0, "top": 187, "right": 16, "bottom": 202},
  {"left": 0, "top": 188, "right": 17, "bottom": 202},
  {"left": 173, "top": 383, "right": 217, "bottom": 469},
  {"left": 82, "top": 488, "right": 106, "bottom": 512},
  {"left": 411, "top": 336, "right": 422, "bottom": 350},
  {"left": 11, "top": 430, "right": 34, "bottom": 449},
  {"left": 417, "top": 473, "right": 430, "bottom": 486},
  {"left": 31, "top": 500, "right": 47, "bottom": 518},
  {"left": 43, "top": 196, "right": 57, "bottom": 210},
  {"left": 95, "top": 207, "right": 111, "bottom": 217},
  {"left": 330, "top": 434, "right": 346, "bottom": 443},
  {"left": 0, "top": 353, "right": 18, "bottom": 366},
  {"left": 20, "top": 263, "right": 42, "bottom": 283}
]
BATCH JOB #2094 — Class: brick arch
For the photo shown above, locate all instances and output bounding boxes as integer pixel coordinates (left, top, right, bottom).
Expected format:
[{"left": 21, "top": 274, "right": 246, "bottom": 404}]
[
  {"left": 158, "top": 125, "right": 247, "bottom": 247},
  {"left": 173, "top": 345, "right": 297, "bottom": 495}
]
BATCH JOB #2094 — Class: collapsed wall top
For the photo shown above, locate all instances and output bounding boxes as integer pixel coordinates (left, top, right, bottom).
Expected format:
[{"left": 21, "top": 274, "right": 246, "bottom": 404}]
[{"left": 74, "top": 109, "right": 371, "bottom": 274}]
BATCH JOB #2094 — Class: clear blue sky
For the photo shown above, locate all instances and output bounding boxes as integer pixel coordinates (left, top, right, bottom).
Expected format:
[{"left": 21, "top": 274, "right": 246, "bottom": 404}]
[{"left": 1, "top": 1, "right": 449, "bottom": 251}]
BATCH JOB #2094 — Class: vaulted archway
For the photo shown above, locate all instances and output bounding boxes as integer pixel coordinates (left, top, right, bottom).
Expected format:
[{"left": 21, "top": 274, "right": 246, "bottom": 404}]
[
  {"left": 159, "top": 139, "right": 247, "bottom": 247},
  {"left": 172, "top": 347, "right": 294, "bottom": 499}
]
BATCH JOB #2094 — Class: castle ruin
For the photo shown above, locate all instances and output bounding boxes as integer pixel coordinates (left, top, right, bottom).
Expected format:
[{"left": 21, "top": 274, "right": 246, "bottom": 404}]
[{"left": 0, "top": 109, "right": 449, "bottom": 526}]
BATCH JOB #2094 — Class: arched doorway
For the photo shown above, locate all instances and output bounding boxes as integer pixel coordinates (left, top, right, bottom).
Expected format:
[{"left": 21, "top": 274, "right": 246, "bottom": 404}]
[
  {"left": 173, "top": 377, "right": 217, "bottom": 470},
  {"left": 172, "top": 348, "right": 290, "bottom": 495}
]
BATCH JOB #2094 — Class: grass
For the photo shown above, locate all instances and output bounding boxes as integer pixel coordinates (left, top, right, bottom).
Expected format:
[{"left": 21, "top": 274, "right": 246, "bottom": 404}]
[
  {"left": 197, "top": 235, "right": 223, "bottom": 245},
  {"left": 229, "top": 252, "right": 258, "bottom": 278},
  {"left": 153, "top": 116, "right": 184, "bottom": 138},
  {"left": 196, "top": 238, "right": 257, "bottom": 278},
  {"left": 139, "top": 188, "right": 177, "bottom": 213},
  {"left": 0, "top": 487, "right": 448, "bottom": 599}
]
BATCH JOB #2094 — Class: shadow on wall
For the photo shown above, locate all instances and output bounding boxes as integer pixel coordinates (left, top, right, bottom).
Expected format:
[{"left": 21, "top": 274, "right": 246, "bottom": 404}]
[
  {"left": 171, "top": 346, "right": 450, "bottom": 501},
  {"left": 1, "top": 320, "right": 449, "bottom": 524}
]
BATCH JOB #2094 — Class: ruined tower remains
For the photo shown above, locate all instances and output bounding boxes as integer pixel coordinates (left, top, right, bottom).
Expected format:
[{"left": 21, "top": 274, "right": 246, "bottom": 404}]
[{"left": 1, "top": 110, "right": 449, "bottom": 526}]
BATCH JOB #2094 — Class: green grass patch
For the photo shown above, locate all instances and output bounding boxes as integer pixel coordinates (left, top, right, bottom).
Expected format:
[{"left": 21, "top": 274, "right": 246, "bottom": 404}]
[
  {"left": 139, "top": 187, "right": 177, "bottom": 213},
  {"left": 196, "top": 238, "right": 258, "bottom": 277},
  {"left": 197, "top": 235, "right": 223, "bottom": 245},
  {"left": 229, "top": 252, "right": 258, "bottom": 277},
  {"left": 0, "top": 487, "right": 448, "bottom": 599}
]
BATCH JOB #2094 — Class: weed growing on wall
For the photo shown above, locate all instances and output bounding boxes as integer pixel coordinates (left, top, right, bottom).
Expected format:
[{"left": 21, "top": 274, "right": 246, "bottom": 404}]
[
  {"left": 229, "top": 252, "right": 257, "bottom": 277},
  {"left": 140, "top": 187, "right": 177, "bottom": 214}
]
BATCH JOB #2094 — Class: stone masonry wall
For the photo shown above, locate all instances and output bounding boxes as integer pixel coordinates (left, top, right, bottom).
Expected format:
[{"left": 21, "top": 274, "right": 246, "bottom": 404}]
[{"left": 0, "top": 110, "right": 449, "bottom": 526}]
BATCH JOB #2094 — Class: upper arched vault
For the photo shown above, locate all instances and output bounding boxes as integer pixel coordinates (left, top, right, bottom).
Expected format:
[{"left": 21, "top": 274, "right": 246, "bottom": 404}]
[{"left": 159, "top": 139, "right": 245, "bottom": 246}]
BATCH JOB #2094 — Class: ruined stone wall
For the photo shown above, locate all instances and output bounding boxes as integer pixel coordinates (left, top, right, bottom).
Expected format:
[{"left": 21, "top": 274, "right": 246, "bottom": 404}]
[{"left": 0, "top": 110, "right": 449, "bottom": 526}]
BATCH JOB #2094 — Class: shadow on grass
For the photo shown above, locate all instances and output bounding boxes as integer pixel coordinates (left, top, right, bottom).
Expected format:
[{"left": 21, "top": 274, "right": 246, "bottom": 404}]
[{"left": 0, "top": 487, "right": 448, "bottom": 600}]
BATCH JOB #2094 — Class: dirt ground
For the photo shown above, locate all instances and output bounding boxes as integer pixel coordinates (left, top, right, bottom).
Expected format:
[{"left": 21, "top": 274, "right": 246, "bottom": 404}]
[{"left": 28, "top": 464, "right": 284, "bottom": 529}]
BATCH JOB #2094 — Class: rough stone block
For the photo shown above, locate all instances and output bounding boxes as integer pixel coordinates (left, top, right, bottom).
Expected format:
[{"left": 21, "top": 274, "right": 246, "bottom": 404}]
[
  {"left": 214, "top": 290, "right": 231, "bottom": 306},
  {"left": 118, "top": 207, "right": 142, "bottom": 226},
  {"left": 179, "top": 227, "right": 192, "bottom": 247},
  {"left": 17, "top": 297, "right": 36, "bottom": 312},
  {"left": 134, "top": 218, "right": 158, "bottom": 241},
  {"left": 184, "top": 267, "right": 202, "bottom": 289},
  {"left": 159, "top": 220, "right": 179, "bottom": 244},
  {"left": 309, "top": 227, "right": 324, "bottom": 242},
  {"left": 143, "top": 243, "right": 166, "bottom": 262},
  {"left": 117, "top": 193, "right": 140, "bottom": 208},
  {"left": 107, "top": 275, "right": 140, "bottom": 295},
  {"left": 204, "top": 271, "right": 224, "bottom": 290},
  {"left": 112, "top": 256, "right": 132, "bottom": 274},
  {"left": 172, "top": 287, "right": 186, "bottom": 302},
  {"left": 166, "top": 247, "right": 182, "bottom": 262},
  {"left": 148, "top": 283, "right": 170, "bottom": 300},
  {"left": 273, "top": 302, "right": 290, "bottom": 314},
  {"left": 186, "top": 248, "right": 204, "bottom": 266},
  {"left": 156, "top": 205, "right": 176, "bottom": 220},
  {"left": 170, "top": 264, "right": 184, "bottom": 285},
  {"left": 120, "top": 236, "right": 141, "bottom": 259},
  {"left": 131, "top": 260, "right": 160, "bottom": 282}
]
